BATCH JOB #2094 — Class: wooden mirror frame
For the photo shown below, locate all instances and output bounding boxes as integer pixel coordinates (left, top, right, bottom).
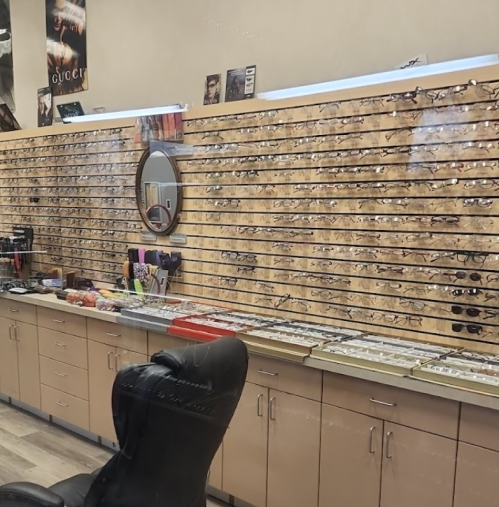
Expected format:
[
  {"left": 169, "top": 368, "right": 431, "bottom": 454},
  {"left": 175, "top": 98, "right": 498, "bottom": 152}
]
[{"left": 135, "top": 148, "right": 183, "bottom": 236}]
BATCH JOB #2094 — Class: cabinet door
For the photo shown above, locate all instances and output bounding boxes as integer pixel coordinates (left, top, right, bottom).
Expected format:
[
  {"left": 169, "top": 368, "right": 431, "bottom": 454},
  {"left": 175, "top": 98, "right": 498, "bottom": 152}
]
[
  {"left": 320, "top": 405, "right": 382, "bottom": 507},
  {"left": 115, "top": 348, "right": 147, "bottom": 371},
  {"left": 454, "top": 442, "right": 499, "bottom": 506},
  {"left": 88, "top": 340, "right": 117, "bottom": 442},
  {"left": 223, "top": 383, "right": 269, "bottom": 507},
  {"left": 16, "top": 322, "right": 40, "bottom": 409},
  {"left": 268, "top": 390, "right": 321, "bottom": 507},
  {"left": 0, "top": 317, "right": 18, "bottom": 399},
  {"left": 381, "top": 423, "right": 456, "bottom": 507}
]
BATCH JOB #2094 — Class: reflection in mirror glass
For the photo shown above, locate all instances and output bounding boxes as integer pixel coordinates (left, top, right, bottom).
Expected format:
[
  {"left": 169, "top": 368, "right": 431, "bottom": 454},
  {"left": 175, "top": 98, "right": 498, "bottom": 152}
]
[{"left": 137, "top": 148, "right": 181, "bottom": 234}]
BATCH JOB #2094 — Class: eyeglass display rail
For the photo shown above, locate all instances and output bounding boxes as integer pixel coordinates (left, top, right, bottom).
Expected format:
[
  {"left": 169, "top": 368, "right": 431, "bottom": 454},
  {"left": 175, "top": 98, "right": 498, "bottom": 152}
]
[{"left": 7, "top": 76, "right": 499, "bottom": 355}]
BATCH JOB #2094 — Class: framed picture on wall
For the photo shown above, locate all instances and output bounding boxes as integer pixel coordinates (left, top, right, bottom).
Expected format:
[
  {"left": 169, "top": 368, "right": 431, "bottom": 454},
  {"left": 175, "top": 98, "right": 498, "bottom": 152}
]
[
  {"left": 0, "top": 104, "right": 20, "bottom": 132},
  {"left": 37, "top": 87, "right": 53, "bottom": 127},
  {"left": 57, "top": 101, "right": 85, "bottom": 122},
  {"left": 204, "top": 74, "right": 221, "bottom": 105},
  {"left": 225, "top": 65, "right": 256, "bottom": 102}
]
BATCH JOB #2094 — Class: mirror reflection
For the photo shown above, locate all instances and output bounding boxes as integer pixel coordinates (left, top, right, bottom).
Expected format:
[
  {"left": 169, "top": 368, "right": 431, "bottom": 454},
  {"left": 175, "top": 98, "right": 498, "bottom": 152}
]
[{"left": 137, "top": 149, "right": 181, "bottom": 235}]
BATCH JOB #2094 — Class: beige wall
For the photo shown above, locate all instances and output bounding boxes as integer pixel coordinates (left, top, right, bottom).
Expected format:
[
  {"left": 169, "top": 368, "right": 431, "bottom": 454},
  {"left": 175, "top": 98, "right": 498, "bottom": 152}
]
[{"left": 9, "top": 0, "right": 499, "bottom": 129}]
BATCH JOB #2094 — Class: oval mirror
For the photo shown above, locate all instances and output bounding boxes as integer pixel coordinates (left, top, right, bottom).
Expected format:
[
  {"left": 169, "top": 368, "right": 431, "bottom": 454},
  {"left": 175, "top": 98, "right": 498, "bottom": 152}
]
[{"left": 136, "top": 148, "right": 182, "bottom": 235}]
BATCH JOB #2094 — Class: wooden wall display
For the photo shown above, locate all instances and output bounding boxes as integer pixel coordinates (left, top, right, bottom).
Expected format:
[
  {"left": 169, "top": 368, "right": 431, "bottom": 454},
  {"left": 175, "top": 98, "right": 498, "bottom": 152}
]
[{"left": 4, "top": 66, "right": 499, "bottom": 352}]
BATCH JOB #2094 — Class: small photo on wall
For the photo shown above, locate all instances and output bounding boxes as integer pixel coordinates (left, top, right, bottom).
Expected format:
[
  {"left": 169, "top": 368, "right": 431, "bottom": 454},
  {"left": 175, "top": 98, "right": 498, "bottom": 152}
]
[
  {"left": 204, "top": 74, "right": 221, "bottom": 105},
  {"left": 0, "top": 103, "right": 20, "bottom": 132},
  {"left": 226, "top": 65, "right": 257, "bottom": 102},
  {"left": 225, "top": 68, "right": 246, "bottom": 102},
  {"left": 244, "top": 65, "right": 256, "bottom": 99},
  {"left": 37, "top": 87, "right": 53, "bottom": 127}
]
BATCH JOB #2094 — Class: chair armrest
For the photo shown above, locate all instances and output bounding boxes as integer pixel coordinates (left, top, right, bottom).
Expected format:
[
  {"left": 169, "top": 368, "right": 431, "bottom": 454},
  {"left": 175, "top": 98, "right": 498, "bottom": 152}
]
[{"left": 0, "top": 482, "right": 64, "bottom": 507}]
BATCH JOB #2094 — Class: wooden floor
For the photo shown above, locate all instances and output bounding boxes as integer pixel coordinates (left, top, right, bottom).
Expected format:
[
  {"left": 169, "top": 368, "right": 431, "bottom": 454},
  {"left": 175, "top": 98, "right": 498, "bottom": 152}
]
[{"left": 0, "top": 400, "right": 227, "bottom": 506}]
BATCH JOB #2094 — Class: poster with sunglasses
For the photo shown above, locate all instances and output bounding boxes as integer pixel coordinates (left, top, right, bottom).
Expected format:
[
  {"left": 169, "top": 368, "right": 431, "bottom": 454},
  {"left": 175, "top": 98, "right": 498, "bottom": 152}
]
[
  {"left": 225, "top": 65, "right": 256, "bottom": 102},
  {"left": 37, "top": 87, "right": 53, "bottom": 127},
  {"left": 46, "top": 0, "right": 88, "bottom": 96},
  {"left": 204, "top": 74, "right": 221, "bottom": 105}
]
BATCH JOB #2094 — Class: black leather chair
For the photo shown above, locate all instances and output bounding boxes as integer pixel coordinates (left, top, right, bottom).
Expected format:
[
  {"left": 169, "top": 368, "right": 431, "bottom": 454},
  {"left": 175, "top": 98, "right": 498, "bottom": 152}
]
[{"left": 0, "top": 337, "right": 248, "bottom": 507}]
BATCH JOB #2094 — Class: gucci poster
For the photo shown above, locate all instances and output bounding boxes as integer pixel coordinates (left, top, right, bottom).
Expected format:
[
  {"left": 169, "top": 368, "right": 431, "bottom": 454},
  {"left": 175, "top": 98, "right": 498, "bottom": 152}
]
[{"left": 46, "top": 0, "right": 87, "bottom": 96}]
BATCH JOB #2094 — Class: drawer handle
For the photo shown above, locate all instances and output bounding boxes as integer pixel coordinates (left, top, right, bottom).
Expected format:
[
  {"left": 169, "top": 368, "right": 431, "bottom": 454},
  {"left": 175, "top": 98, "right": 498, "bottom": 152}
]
[
  {"left": 56, "top": 401, "right": 68, "bottom": 408},
  {"left": 370, "top": 398, "right": 397, "bottom": 408},
  {"left": 257, "top": 394, "right": 263, "bottom": 417},
  {"left": 106, "top": 332, "right": 121, "bottom": 338},
  {"left": 258, "top": 369, "right": 278, "bottom": 377},
  {"left": 52, "top": 319, "right": 65, "bottom": 324},
  {"left": 8, "top": 308, "right": 18, "bottom": 313},
  {"left": 369, "top": 427, "right": 376, "bottom": 454},
  {"left": 54, "top": 342, "right": 66, "bottom": 347},
  {"left": 54, "top": 372, "right": 67, "bottom": 377},
  {"left": 386, "top": 431, "right": 393, "bottom": 459}
]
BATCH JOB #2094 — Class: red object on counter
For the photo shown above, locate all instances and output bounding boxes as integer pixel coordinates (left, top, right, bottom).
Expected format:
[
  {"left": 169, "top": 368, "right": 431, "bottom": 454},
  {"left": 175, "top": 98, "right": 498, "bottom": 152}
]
[
  {"left": 172, "top": 316, "right": 241, "bottom": 337},
  {"left": 166, "top": 325, "right": 222, "bottom": 342}
]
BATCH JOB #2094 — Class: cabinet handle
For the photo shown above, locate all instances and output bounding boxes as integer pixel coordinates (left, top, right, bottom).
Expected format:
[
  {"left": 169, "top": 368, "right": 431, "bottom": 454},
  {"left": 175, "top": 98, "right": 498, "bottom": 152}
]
[
  {"left": 370, "top": 398, "right": 397, "bottom": 408},
  {"left": 258, "top": 369, "right": 278, "bottom": 377},
  {"left": 54, "top": 342, "right": 66, "bottom": 347},
  {"left": 269, "top": 397, "right": 276, "bottom": 421},
  {"left": 52, "top": 319, "right": 65, "bottom": 324},
  {"left": 54, "top": 372, "right": 67, "bottom": 377},
  {"left": 14, "top": 325, "right": 19, "bottom": 341},
  {"left": 106, "top": 332, "right": 121, "bottom": 338},
  {"left": 257, "top": 394, "right": 263, "bottom": 417},
  {"left": 8, "top": 325, "right": 13, "bottom": 340},
  {"left": 107, "top": 351, "right": 114, "bottom": 370},
  {"left": 56, "top": 401, "right": 68, "bottom": 408},
  {"left": 369, "top": 427, "right": 376, "bottom": 454},
  {"left": 8, "top": 308, "right": 18, "bottom": 313},
  {"left": 115, "top": 353, "right": 121, "bottom": 372},
  {"left": 385, "top": 431, "right": 393, "bottom": 459}
]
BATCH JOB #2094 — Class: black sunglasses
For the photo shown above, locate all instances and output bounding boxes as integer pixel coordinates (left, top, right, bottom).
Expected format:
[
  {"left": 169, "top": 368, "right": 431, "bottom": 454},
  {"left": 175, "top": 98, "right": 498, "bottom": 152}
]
[
  {"left": 452, "top": 323, "right": 483, "bottom": 335},
  {"left": 452, "top": 272, "right": 482, "bottom": 282},
  {"left": 451, "top": 306, "right": 481, "bottom": 317}
]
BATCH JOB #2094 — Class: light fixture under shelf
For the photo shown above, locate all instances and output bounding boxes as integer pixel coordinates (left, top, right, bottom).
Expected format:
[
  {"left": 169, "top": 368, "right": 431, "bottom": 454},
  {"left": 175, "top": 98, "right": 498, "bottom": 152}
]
[
  {"left": 62, "top": 104, "right": 188, "bottom": 123},
  {"left": 257, "top": 54, "right": 499, "bottom": 101}
]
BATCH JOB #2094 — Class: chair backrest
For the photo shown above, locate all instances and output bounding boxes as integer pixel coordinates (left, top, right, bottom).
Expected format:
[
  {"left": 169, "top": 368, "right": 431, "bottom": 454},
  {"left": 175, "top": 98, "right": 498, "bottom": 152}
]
[{"left": 84, "top": 337, "right": 248, "bottom": 507}]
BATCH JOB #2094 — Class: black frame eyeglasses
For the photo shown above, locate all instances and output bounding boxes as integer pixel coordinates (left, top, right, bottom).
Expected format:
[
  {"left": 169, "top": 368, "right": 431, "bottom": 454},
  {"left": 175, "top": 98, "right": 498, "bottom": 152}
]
[
  {"left": 451, "top": 323, "right": 483, "bottom": 335},
  {"left": 450, "top": 306, "right": 481, "bottom": 317}
]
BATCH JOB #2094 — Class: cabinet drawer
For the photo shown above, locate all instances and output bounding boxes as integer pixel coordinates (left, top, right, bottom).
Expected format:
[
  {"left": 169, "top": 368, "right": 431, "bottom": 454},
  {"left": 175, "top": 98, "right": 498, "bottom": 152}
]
[
  {"left": 460, "top": 404, "right": 499, "bottom": 452},
  {"left": 247, "top": 354, "right": 322, "bottom": 401},
  {"left": 37, "top": 307, "right": 86, "bottom": 338},
  {"left": 41, "top": 384, "right": 89, "bottom": 430},
  {"left": 38, "top": 327, "right": 88, "bottom": 369},
  {"left": 323, "top": 373, "right": 459, "bottom": 438},
  {"left": 148, "top": 332, "right": 195, "bottom": 357},
  {"left": 87, "top": 319, "right": 147, "bottom": 354},
  {"left": 40, "top": 356, "right": 88, "bottom": 400},
  {"left": 0, "top": 300, "right": 36, "bottom": 325}
]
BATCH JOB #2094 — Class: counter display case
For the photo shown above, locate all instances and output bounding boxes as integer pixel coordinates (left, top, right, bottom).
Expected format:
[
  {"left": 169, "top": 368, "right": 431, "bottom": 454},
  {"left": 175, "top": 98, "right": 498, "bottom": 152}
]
[
  {"left": 414, "top": 351, "right": 499, "bottom": 395},
  {"left": 312, "top": 334, "right": 458, "bottom": 375}
]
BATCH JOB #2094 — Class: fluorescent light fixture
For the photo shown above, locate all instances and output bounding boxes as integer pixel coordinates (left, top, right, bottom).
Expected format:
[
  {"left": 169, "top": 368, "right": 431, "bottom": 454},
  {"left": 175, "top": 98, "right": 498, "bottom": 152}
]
[
  {"left": 63, "top": 104, "right": 187, "bottom": 123},
  {"left": 258, "top": 54, "right": 499, "bottom": 101}
]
